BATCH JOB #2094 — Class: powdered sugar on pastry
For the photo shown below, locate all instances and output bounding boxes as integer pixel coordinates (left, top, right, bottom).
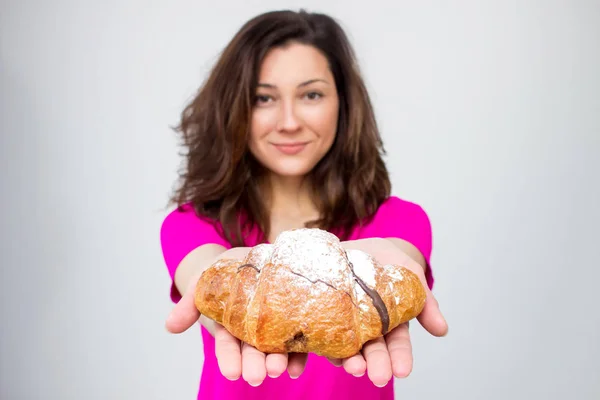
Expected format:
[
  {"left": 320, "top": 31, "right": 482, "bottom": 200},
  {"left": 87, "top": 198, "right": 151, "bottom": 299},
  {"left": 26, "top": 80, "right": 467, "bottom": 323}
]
[
  {"left": 345, "top": 249, "right": 377, "bottom": 311},
  {"left": 245, "top": 243, "right": 273, "bottom": 268},
  {"left": 383, "top": 263, "right": 405, "bottom": 282},
  {"left": 384, "top": 264, "right": 406, "bottom": 305},
  {"left": 346, "top": 249, "right": 377, "bottom": 288},
  {"left": 269, "top": 228, "right": 350, "bottom": 290}
]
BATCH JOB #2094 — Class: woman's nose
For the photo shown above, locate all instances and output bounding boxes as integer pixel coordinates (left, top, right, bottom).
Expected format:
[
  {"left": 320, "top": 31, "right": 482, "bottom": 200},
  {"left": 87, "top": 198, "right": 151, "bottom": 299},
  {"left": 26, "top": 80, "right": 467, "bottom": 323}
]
[{"left": 276, "top": 102, "right": 301, "bottom": 133}]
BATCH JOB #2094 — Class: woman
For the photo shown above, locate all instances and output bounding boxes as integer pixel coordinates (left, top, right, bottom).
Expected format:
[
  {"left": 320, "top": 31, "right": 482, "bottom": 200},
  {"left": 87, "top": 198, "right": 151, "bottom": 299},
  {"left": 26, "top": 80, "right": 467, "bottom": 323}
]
[{"left": 161, "top": 9, "right": 448, "bottom": 400}]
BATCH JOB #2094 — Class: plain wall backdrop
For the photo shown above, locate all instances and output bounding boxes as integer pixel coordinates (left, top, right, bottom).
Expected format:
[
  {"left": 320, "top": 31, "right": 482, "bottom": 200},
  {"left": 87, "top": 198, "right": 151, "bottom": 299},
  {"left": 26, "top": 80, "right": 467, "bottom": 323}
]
[{"left": 1, "top": 0, "right": 599, "bottom": 399}]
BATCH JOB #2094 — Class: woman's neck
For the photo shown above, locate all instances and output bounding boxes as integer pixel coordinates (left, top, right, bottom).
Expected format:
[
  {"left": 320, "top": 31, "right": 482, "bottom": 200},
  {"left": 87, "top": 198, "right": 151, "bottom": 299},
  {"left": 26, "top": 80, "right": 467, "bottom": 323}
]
[{"left": 265, "top": 174, "right": 318, "bottom": 219}]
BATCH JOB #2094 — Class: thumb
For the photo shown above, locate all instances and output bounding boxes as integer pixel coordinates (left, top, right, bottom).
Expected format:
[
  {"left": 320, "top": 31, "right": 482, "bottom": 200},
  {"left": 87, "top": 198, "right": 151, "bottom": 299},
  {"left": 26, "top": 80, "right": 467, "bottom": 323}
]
[
  {"left": 165, "top": 280, "right": 201, "bottom": 334},
  {"left": 417, "top": 290, "right": 448, "bottom": 337}
]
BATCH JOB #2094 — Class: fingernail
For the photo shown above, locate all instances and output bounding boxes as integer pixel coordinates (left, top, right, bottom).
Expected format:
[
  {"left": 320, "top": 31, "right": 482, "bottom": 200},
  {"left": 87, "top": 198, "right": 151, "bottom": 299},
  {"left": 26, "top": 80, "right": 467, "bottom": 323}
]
[
  {"left": 375, "top": 380, "right": 390, "bottom": 388},
  {"left": 289, "top": 373, "right": 299, "bottom": 379},
  {"left": 352, "top": 372, "right": 365, "bottom": 377},
  {"left": 165, "top": 313, "right": 176, "bottom": 326},
  {"left": 440, "top": 319, "right": 449, "bottom": 336},
  {"left": 248, "top": 381, "right": 262, "bottom": 387}
]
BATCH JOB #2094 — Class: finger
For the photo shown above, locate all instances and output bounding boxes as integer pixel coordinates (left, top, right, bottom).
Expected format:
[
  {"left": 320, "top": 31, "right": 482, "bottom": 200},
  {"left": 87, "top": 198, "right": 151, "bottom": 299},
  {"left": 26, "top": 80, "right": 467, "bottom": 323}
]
[
  {"left": 386, "top": 323, "right": 413, "bottom": 378},
  {"left": 241, "top": 342, "right": 267, "bottom": 386},
  {"left": 327, "top": 357, "right": 342, "bottom": 367},
  {"left": 165, "top": 290, "right": 200, "bottom": 334},
  {"left": 342, "top": 353, "right": 367, "bottom": 377},
  {"left": 214, "top": 324, "right": 242, "bottom": 381},
  {"left": 362, "top": 337, "right": 392, "bottom": 387},
  {"left": 265, "top": 353, "right": 288, "bottom": 378},
  {"left": 417, "top": 290, "right": 448, "bottom": 337},
  {"left": 287, "top": 353, "right": 308, "bottom": 379}
]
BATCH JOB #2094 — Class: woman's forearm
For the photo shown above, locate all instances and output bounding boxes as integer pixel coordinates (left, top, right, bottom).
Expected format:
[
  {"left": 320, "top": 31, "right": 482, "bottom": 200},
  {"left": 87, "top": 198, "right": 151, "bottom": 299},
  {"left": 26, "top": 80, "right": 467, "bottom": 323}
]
[
  {"left": 341, "top": 238, "right": 427, "bottom": 273},
  {"left": 174, "top": 245, "right": 252, "bottom": 298},
  {"left": 341, "top": 238, "right": 398, "bottom": 263},
  {"left": 173, "top": 245, "right": 252, "bottom": 337}
]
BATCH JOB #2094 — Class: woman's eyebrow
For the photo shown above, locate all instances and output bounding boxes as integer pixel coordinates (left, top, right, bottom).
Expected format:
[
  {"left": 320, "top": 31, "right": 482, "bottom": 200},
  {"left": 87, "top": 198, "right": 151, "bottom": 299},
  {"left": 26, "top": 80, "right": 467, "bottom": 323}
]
[{"left": 256, "top": 78, "right": 330, "bottom": 89}]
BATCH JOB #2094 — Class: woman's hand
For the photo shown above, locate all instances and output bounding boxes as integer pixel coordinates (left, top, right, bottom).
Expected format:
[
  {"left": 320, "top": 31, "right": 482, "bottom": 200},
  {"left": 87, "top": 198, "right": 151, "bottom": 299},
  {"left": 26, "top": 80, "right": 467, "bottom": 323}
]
[
  {"left": 165, "top": 259, "right": 308, "bottom": 387},
  {"left": 333, "top": 238, "right": 449, "bottom": 386}
]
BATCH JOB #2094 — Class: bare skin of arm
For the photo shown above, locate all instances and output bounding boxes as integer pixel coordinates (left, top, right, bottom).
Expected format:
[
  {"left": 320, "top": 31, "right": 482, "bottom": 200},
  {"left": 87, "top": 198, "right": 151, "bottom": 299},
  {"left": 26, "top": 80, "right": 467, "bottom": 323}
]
[{"left": 168, "top": 244, "right": 251, "bottom": 336}]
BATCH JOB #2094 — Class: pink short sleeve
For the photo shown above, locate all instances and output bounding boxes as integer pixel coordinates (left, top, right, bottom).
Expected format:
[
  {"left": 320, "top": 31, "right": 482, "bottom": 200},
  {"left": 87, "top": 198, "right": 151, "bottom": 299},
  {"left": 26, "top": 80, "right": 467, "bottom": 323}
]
[
  {"left": 365, "top": 196, "right": 435, "bottom": 290},
  {"left": 160, "top": 204, "right": 232, "bottom": 302}
]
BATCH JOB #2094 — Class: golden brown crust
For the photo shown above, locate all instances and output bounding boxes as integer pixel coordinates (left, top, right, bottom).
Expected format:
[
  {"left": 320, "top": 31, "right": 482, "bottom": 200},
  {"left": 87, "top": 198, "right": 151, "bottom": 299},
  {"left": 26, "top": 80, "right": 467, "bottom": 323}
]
[{"left": 194, "top": 228, "right": 426, "bottom": 358}]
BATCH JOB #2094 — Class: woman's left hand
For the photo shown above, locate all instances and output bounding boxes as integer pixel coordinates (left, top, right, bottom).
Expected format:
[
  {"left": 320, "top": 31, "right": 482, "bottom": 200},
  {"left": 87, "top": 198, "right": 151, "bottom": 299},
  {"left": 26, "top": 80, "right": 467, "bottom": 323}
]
[{"left": 332, "top": 238, "right": 449, "bottom": 387}]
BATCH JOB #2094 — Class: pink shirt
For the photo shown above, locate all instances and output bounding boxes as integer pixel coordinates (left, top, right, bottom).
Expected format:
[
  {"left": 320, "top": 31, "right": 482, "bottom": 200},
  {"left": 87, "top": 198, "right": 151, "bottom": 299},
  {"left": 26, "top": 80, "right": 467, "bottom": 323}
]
[{"left": 160, "top": 195, "right": 434, "bottom": 399}]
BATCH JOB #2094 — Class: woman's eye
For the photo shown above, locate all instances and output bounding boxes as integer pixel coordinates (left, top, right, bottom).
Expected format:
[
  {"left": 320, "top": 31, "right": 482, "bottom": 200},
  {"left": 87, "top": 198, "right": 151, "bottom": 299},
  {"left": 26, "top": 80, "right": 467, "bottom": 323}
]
[
  {"left": 255, "top": 95, "right": 272, "bottom": 104},
  {"left": 305, "top": 92, "right": 322, "bottom": 100}
]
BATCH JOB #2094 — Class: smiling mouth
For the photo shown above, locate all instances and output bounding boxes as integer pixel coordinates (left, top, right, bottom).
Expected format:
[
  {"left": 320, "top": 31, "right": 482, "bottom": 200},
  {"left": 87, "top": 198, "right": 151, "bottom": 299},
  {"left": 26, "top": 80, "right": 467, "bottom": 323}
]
[{"left": 272, "top": 142, "right": 309, "bottom": 155}]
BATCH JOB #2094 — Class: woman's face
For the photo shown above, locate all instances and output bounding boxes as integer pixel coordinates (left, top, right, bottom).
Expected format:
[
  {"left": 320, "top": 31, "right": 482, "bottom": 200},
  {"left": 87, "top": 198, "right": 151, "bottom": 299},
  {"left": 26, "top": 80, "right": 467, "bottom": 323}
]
[{"left": 248, "top": 42, "right": 340, "bottom": 179}]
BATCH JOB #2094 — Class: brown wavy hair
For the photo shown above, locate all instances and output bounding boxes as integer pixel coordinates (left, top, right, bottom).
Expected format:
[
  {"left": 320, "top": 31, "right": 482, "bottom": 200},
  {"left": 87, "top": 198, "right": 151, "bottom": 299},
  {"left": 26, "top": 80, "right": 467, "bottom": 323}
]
[{"left": 169, "top": 9, "right": 391, "bottom": 246}]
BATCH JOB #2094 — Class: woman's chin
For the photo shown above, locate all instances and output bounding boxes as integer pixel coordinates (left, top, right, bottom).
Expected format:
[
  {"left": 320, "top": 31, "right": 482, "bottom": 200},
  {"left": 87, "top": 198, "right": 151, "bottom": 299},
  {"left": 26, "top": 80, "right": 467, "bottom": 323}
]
[
  {"left": 270, "top": 169, "right": 311, "bottom": 179},
  {"left": 266, "top": 163, "right": 315, "bottom": 179}
]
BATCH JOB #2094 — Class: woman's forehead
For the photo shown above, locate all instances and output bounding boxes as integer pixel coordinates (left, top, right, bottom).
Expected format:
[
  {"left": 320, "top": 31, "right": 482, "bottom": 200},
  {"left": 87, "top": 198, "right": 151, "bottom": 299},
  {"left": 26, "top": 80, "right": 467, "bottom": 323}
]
[{"left": 256, "top": 43, "right": 333, "bottom": 87}]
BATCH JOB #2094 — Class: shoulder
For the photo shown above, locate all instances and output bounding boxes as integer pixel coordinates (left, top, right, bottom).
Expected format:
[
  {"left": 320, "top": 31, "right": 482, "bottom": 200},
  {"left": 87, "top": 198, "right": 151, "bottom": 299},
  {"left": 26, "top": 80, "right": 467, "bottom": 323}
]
[
  {"left": 161, "top": 203, "right": 210, "bottom": 232},
  {"left": 358, "top": 195, "right": 433, "bottom": 254},
  {"left": 372, "top": 195, "right": 431, "bottom": 226},
  {"left": 160, "top": 203, "right": 230, "bottom": 248},
  {"left": 160, "top": 204, "right": 232, "bottom": 302}
]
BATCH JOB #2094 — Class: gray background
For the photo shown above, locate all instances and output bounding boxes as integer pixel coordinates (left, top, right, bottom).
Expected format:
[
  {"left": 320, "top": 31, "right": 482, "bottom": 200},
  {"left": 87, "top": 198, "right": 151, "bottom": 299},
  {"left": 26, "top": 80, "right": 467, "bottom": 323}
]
[{"left": 1, "top": 0, "right": 599, "bottom": 399}]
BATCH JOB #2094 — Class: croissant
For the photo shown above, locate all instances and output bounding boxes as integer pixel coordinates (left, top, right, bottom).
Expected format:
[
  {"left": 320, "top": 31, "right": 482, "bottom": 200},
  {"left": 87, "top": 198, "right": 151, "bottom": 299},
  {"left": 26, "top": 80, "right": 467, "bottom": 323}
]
[{"left": 194, "top": 228, "right": 426, "bottom": 359}]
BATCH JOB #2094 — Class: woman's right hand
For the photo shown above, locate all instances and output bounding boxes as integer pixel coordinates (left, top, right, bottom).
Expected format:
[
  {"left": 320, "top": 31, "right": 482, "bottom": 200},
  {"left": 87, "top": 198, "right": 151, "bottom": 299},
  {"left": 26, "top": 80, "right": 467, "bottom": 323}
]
[{"left": 165, "top": 270, "right": 308, "bottom": 386}]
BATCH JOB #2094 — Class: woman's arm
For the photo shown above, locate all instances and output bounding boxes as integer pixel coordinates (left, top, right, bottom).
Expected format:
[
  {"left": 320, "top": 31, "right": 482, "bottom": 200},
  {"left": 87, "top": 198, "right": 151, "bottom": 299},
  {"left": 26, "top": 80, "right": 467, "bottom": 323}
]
[
  {"left": 338, "top": 238, "right": 447, "bottom": 386},
  {"left": 341, "top": 237, "right": 444, "bottom": 333},
  {"left": 385, "top": 238, "right": 427, "bottom": 271},
  {"left": 165, "top": 243, "right": 306, "bottom": 385},
  {"left": 341, "top": 238, "right": 427, "bottom": 273},
  {"left": 160, "top": 207, "right": 309, "bottom": 385},
  {"left": 168, "top": 245, "right": 251, "bottom": 336},
  {"left": 173, "top": 245, "right": 250, "bottom": 299}
]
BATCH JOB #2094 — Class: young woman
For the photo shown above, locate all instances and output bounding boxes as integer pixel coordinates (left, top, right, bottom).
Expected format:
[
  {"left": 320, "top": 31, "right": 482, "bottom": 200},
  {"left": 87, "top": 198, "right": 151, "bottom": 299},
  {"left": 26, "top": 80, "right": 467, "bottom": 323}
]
[{"left": 161, "top": 9, "right": 448, "bottom": 400}]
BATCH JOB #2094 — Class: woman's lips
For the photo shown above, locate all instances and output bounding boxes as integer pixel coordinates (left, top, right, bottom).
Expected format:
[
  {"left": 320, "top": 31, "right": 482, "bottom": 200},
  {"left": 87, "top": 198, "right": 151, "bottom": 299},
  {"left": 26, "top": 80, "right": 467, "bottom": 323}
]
[{"left": 272, "top": 142, "right": 308, "bottom": 155}]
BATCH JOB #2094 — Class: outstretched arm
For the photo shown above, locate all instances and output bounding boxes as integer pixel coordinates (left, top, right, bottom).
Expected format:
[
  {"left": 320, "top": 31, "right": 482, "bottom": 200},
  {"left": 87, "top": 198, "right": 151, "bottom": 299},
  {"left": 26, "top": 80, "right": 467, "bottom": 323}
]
[
  {"left": 166, "top": 244, "right": 250, "bottom": 335},
  {"left": 337, "top": 238, "right": 448, "bottom": 386},
  {"left": 164, "top": 244, "right": 308, "bottom": 385}
]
